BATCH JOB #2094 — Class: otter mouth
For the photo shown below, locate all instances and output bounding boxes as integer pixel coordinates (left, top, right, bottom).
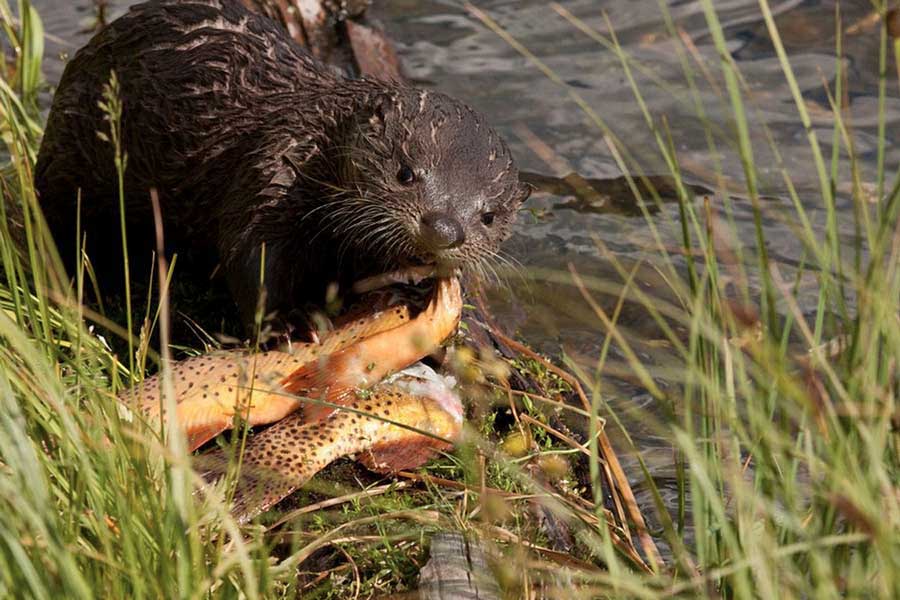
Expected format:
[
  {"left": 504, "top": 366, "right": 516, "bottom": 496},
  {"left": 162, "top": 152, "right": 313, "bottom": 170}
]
[
  {"left": 352, "top": 264, "right": 457, "bottom": 294},
  {"left": 352, "top": 235, "right": 467, "bottom": 295}
]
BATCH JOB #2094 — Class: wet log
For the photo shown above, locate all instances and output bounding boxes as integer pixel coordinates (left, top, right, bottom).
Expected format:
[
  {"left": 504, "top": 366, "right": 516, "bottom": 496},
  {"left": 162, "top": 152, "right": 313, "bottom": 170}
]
[
  {"left": 418, "top": 533, "right": 500, "bottom": 600},
  {"left": 240, "top": 0, "right": 403, "bottom": 80}
]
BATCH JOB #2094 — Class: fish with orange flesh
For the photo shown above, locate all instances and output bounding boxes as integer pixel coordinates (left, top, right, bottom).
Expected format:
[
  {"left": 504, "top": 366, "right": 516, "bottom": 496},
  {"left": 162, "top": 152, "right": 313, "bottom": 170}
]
[
  {"left": 127, "top": 277, "right": 462, "bottom": 451},
  {"left": 197, "top": 364, "right": 463, "bottom": 523},
  {"left": 284, "top": 277, "right": 462, "bottom": 421}
]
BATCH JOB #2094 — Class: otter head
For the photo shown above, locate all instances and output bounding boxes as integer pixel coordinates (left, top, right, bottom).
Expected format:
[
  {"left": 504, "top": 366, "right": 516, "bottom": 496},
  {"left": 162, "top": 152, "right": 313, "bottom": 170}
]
[{"left": 331, "top": 89, "right": 530, "bottom": 276}]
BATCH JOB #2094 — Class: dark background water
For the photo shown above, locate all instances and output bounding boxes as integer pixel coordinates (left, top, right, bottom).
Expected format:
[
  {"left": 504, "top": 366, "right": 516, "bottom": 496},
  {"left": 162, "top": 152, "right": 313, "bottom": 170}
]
[{"left": 28, "top": 0, "right": 895, "bottom": 522}]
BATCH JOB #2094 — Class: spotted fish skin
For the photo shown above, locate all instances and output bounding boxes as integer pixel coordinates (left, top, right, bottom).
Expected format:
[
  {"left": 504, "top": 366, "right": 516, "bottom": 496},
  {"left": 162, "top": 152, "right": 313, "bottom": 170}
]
[
  {"left": 123, "top": 286, "right": 419, "bottom": 450},
  {"left": 133, "top": 351, "right": 309, "bottom": 451},
  {"left": 197, "top": 386, "right": 463, "bottom": 523}
]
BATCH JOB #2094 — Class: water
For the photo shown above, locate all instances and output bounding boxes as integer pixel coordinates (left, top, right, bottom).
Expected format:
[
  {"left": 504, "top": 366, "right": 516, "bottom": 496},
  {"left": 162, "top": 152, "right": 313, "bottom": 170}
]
[
  {"left": 375, "top": 0, "right": 890, "bottom": 518},
  {"left": 30, "top": 0, "right": 893, "bottom": 533}
]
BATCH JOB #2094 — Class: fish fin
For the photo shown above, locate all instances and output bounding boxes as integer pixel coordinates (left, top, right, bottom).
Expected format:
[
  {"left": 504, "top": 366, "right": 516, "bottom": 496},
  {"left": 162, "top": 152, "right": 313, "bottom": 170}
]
[
  {"left": 282, "top": 353, "right": 358, "bottom": 421},
  {"left": 282, "top": 337, "right": 374, "bottom": 397},
  {"left": 194, "top": 413, "right": 325, "bottom": 524},
  {"left": 300, "top": 387, "right": 358, "bottom": 423},
  {"left": 194, "top": 448, "right": 230, "bottom": 486},
  {"left": 229, "top": 467, "right": 301, "bottom": 525},
  {"left": 357, "top": 437, "right": 453, "bottom": 474},
  {"left": 195, "top": 448, "right": 302, "bottom": 524},
  {"left": 281, "top": 356, "right": 331, "bottom": 396},
  {"left": 281, "top": 351, "right": 346, "bottom": 398},
  {"left": 186, "top": 424, "right": 228, "bottom": 453},
  {"left": 283, "top": 344, "right": 380, "bottom": 423}
]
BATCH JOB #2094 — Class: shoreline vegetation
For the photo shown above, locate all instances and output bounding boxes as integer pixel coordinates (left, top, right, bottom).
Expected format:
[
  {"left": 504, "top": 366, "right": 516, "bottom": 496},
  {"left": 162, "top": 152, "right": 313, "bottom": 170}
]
[{"left": 1, "top": 0, "right": 898, "bottom": 598}]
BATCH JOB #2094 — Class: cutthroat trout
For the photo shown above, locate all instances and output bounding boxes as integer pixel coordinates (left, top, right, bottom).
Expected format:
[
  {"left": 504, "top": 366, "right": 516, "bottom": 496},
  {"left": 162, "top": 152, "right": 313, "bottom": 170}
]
[{"left": 125, "top": 277, "right": 462, "bottom": 451}]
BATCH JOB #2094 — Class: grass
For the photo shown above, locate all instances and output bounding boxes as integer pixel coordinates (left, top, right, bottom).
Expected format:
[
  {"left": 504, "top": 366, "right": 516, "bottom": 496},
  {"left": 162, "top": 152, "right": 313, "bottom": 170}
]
[{"left": 1, "top": 0, "right": 899, "bottom": 598}]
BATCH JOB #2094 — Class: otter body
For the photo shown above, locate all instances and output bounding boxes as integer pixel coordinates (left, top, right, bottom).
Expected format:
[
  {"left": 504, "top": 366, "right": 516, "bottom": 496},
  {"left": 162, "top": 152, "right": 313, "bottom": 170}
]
[{"left": 36, "top": 0, "right": 527, "bottom": 328}]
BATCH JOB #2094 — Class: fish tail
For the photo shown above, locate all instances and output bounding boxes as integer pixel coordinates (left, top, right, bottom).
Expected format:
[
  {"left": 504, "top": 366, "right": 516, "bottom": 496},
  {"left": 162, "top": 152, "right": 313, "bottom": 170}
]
[
  {"left": 194, "top": 413, "right": 348, "bottom": 523},
  {"left": 196, "top": 449, "right": 304, "bottom": 524}
]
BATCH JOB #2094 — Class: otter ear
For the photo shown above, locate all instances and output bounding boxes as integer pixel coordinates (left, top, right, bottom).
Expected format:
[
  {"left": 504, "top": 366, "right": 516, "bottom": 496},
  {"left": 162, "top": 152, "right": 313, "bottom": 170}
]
[
  {"left": 368, "top": 111, "right": 386, "bottom": 135},
  {"left": 511, "top": 181, "right": 533, "bottom": 207},
  {"left": 369, "top": 95, "right": 397, "bottom": 134}
]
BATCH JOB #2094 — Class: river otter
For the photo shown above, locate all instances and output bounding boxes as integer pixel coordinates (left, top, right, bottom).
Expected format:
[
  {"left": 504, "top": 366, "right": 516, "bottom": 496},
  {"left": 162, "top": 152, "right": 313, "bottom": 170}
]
[{"left": 36, "top": 0, "right": 528, "bottom": 331}]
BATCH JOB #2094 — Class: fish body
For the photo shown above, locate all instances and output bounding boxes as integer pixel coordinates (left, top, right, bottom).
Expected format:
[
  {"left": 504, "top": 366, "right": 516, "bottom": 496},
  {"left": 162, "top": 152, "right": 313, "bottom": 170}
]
[
  {"left": 124, "top": 278, "right": 462, "bottom": 451},
  {"left": 284, "top": 277, "right": 463, "bottom": 420},
  {"left": 197, "top": 365, "right": 463, "bottom": 523},
  {"left": 134, "top": 351, "right": 309, "bottom": 451}
]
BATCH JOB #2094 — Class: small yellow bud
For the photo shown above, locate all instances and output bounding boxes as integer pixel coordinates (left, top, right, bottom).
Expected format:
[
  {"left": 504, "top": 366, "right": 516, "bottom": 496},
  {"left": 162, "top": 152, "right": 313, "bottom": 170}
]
[
  {"left": 481, "top": 492, "right": 512, "bottom": 524},
  {"left": 537, "top": 454, "right": 569, "bottom": 481},
  {"left": 501, "top": 430, "right": 531, "bottom": 457}
]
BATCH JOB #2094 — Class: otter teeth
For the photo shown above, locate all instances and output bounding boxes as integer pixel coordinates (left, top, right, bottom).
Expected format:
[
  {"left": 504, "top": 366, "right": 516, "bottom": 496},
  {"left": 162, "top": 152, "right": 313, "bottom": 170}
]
[{"left": 352, "top": 265, "right": 437, "bottom": 294}]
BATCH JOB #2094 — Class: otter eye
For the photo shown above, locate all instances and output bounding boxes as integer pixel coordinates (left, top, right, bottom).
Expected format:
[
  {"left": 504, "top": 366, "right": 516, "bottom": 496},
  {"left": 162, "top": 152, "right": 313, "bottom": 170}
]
[
  {"left": 481, "top": 212, "right": 495, "bottom": 226},
  {"left": 397, "top": 165, "right": 415, "bottom": 185}
]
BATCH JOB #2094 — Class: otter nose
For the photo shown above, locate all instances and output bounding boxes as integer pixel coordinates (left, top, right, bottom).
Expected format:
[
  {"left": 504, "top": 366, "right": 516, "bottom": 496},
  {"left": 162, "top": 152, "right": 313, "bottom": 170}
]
[{"left": 420, "top": 212, "right": 465, "bottom": 250}]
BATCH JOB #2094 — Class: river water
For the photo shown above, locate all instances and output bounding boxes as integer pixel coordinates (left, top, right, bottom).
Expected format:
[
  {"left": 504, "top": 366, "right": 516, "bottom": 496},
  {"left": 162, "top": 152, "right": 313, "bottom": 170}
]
[{"left": 29, "top": 0, "right": 894, "bottom": 533}]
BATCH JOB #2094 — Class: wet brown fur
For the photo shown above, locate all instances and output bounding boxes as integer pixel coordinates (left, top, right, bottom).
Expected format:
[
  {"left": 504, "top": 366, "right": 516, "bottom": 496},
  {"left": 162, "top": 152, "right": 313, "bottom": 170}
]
[{"left": 35, "top": 0, "right": 528, "bottom": 327}]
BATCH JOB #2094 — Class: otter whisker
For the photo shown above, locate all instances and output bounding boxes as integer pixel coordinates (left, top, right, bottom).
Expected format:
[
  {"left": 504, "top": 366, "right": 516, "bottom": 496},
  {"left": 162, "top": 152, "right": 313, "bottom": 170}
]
[{"left": 493, "top": 250, "right": 527, "bottom": 287}]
